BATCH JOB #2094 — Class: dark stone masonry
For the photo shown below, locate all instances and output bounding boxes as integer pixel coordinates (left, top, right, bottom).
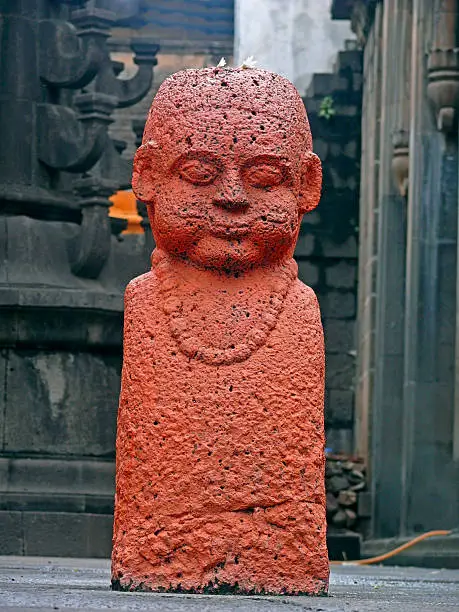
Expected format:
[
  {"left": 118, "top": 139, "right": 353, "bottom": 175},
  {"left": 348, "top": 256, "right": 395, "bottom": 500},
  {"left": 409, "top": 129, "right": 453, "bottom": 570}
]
[{"left": 298, "top": 44, "right": 362, "bottom": 455}]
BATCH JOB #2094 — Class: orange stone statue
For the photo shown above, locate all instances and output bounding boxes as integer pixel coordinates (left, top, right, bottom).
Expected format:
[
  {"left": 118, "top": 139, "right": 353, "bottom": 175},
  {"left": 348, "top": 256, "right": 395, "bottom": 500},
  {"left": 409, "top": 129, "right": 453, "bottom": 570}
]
[{"left": 111, "top": 66, "right": 329, "bottom": 595}]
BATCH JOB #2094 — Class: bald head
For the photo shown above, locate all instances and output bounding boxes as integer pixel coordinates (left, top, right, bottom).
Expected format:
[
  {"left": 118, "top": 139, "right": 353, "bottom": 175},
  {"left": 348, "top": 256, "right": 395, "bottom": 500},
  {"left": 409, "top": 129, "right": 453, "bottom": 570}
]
[{"left": 142, "top": 67, "right": 312, "bottom": 151}]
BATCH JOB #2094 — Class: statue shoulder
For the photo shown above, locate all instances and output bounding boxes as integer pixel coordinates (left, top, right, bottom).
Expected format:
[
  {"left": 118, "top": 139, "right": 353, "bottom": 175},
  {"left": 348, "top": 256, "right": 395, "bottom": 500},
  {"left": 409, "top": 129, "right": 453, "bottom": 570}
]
[
  {"left": 290, "top": 279, "right": 322, "bottom": 321},
  {"left": 124, "top": 271, "right": 158, "bottom": 306},
  {"left": 293, "top": 278, "right": 319, "bottom": 304}
]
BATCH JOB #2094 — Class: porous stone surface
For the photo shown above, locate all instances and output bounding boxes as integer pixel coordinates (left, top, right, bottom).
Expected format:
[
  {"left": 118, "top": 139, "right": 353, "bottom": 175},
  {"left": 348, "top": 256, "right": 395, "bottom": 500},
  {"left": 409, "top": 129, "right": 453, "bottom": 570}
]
[{"left": 111, "top": 67, "right": 328, "bottom": 595}]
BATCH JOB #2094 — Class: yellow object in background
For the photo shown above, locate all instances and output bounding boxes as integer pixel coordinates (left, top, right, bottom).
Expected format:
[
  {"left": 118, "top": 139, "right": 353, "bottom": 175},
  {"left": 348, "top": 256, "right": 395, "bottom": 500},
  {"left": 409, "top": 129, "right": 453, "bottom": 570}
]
[{"left": 109, "top": 190, "right": 143, "bottom": 234}]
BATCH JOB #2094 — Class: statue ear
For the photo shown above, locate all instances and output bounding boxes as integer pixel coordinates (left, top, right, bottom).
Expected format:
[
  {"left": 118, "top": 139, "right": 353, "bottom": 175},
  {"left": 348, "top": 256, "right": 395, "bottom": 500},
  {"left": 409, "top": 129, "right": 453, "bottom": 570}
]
[
  {"left": 132, "top": 141, "right": 161, "bottom": 204},
  {"left": 298, "top": 151, "right": 322, "bottom": 214}
]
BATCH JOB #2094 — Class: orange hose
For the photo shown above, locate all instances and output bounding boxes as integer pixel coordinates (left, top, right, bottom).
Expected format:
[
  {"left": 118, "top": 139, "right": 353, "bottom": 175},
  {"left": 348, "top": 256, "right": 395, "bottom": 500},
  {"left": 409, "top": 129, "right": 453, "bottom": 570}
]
[{"left": 330, "top": 529, "right": 453, "bottom": 565}]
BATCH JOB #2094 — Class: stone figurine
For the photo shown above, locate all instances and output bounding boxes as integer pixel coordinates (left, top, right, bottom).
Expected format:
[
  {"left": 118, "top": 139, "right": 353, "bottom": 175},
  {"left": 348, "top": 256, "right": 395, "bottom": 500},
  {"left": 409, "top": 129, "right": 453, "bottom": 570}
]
[{"left": 111, "top": 67, "right": 329, "bottom": 595}]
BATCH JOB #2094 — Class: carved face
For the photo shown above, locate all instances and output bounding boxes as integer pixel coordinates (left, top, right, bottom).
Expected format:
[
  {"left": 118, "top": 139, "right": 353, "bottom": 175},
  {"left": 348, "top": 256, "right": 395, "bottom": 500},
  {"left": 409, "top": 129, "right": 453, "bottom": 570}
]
[{"left": 133, "top": 68, "right": 321, "bottom": 272}]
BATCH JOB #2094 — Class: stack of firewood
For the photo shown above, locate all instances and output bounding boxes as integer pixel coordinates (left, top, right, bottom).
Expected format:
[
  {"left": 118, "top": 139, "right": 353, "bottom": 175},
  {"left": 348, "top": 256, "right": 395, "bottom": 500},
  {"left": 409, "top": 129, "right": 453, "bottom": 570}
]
[{"left": 325, "top": 454, "right": 366, "bottom": 530}]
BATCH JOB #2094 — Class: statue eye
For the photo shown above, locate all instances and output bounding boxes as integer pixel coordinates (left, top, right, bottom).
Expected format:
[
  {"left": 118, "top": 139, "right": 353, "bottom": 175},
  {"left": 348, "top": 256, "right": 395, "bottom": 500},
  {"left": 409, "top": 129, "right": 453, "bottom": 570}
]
[
  {"left": 244, "top": 163, "right": 285, "bottom": 188},
  {"left": 177, "top": 159, "right": 219, "bottom": 185}
]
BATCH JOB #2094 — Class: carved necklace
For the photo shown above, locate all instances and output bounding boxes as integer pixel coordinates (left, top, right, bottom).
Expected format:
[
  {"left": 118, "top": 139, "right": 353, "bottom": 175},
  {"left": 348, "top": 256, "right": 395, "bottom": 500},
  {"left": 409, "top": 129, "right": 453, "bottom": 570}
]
[{"left": 154, "top": 251, "right": 297, "bottom": 366}]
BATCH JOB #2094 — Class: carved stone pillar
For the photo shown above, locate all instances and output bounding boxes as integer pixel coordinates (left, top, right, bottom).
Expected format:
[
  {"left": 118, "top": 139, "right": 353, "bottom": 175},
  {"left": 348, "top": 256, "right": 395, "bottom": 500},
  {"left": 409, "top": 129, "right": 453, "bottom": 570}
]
[
  {"left": 369, "top": 0, "right": 409, "bottom": 540},
  {"left": 0, "top": 0, "right": 155, "bottom": 556},
  {"left": 391, "top": 1, "right": 412, "bottom": 198},
  {"left": 427, "top": 0, "right": 459, "bottom": 140},
  {"left": 391, "top": 130, "right": 410, "bottom": 197},
  {"left": 400, "top": 0, "right": 459, "bottom": 537}
]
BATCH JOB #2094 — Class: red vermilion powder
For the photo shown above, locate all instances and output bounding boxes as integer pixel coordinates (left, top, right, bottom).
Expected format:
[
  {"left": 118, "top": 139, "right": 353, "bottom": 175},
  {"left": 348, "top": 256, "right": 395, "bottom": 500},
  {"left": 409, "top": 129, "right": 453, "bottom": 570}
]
[{"left": 111, "top": 67, "right": 329, "bottom": 595}]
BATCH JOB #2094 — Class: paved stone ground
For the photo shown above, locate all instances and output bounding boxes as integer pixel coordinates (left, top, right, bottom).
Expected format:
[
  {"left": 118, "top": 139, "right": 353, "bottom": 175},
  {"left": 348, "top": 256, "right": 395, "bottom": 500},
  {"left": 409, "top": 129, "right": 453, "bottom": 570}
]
[{"left": 0, "top": 556, "right": 458, "bottom": 611}]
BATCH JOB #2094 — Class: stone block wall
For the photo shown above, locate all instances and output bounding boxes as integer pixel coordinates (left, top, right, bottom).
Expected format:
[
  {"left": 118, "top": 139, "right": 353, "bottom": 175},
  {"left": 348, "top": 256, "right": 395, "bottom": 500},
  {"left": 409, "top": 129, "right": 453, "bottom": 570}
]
[{"left": 296, "top": 44, "right": 362, "bottom": 454}]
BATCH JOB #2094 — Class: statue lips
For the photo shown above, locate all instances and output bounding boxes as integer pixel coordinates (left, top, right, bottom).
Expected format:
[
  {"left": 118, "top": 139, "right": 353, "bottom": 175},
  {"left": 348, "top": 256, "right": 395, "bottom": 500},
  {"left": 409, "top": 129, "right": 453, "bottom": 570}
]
[
  {"left": 210, "top": 223, "right": 250, "bottom": 239},
  {"left": 209, "top": 212, "right": 292, "bottom": 240}
]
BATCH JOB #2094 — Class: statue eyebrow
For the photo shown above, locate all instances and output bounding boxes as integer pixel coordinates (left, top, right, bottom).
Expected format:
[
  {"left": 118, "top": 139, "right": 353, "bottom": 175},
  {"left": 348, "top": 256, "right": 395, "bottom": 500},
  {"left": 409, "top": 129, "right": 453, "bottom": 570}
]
[
  {"left": 243, "top": 154, "right": 289, "bottom": 165},
  {"left": 242, "top": 154, "right": 293, "bottom": 177}
]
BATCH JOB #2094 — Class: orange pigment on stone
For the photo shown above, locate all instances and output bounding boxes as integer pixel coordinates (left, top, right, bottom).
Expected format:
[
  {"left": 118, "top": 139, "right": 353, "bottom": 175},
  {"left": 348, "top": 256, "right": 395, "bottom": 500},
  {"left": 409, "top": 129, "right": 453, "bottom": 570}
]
[{"left": 111, "top": 67, "right": 329, "bottom": 595}]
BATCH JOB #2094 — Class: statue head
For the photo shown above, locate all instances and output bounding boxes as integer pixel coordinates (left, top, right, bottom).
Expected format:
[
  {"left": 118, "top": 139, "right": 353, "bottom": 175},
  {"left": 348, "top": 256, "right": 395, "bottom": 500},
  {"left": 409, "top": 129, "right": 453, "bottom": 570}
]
[{"left": 133, "top": 67, "right": 321, "bottom": 273}]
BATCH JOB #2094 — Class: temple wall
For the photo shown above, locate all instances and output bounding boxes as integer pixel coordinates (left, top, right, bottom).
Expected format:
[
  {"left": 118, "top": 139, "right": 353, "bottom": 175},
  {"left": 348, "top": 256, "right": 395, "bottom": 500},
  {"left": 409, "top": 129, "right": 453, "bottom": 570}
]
[{"left": 340, "top": 0, "right": 459, "bottom": 541}]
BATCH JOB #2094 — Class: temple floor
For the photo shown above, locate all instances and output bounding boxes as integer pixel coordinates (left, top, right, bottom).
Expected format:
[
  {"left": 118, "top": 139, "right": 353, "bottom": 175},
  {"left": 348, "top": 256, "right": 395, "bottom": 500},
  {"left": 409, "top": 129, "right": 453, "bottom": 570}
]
[{"left": 0, "top": 556, "right": 458, "bottom": 611}]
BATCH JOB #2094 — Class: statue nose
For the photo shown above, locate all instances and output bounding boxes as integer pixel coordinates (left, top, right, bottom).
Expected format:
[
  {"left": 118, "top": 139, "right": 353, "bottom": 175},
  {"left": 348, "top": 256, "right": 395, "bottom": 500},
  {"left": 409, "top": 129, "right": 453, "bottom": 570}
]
[{"left": 213, "top": 172, "right": 249, "bottom": 212}]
